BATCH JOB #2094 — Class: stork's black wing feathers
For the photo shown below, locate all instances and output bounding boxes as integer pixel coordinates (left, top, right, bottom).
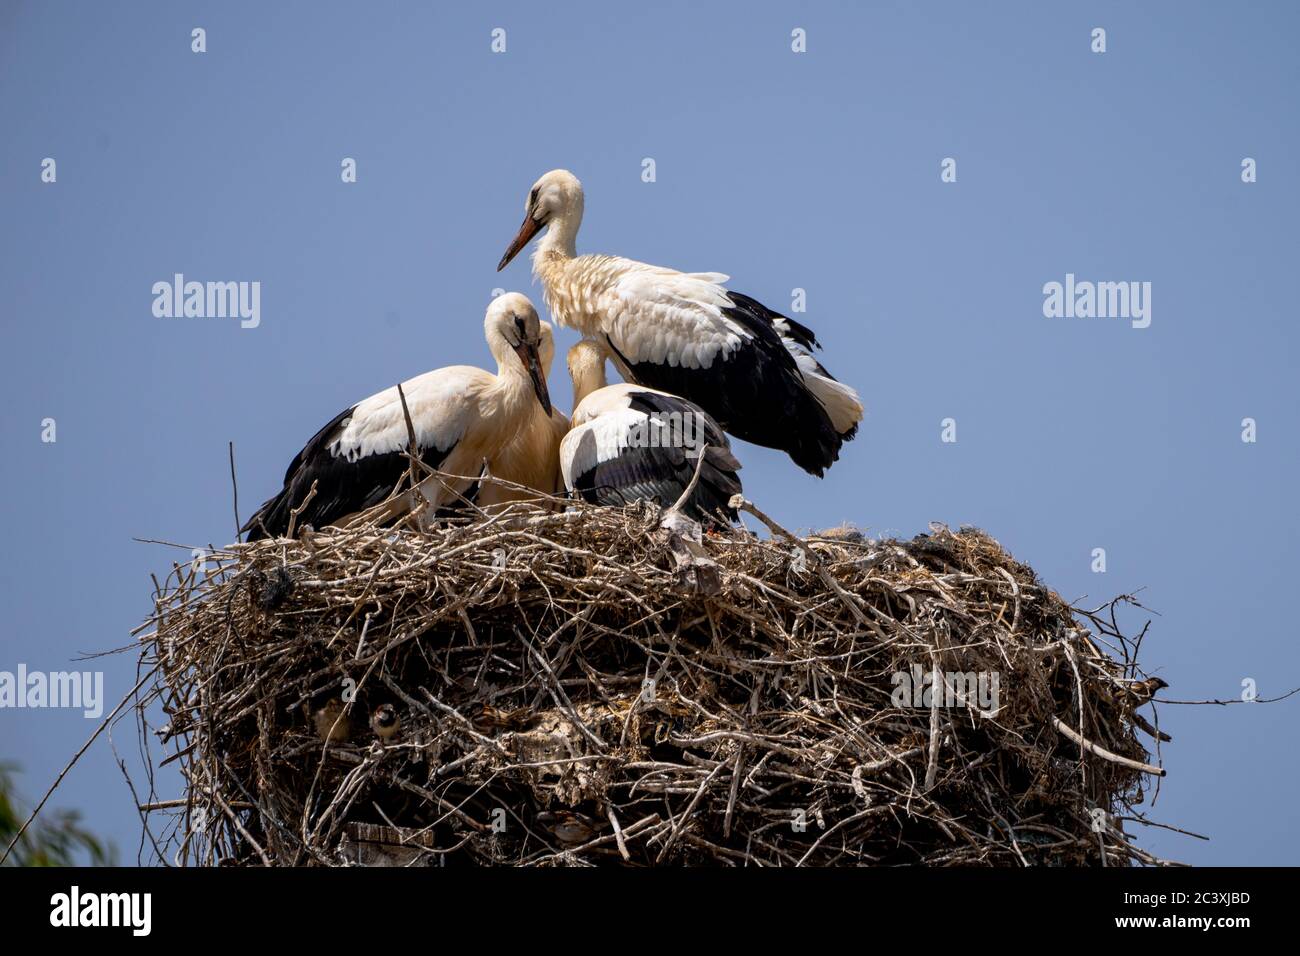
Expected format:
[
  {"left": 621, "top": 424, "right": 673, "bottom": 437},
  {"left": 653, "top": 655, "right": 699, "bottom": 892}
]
[
  {"left": 569, "top": 390, "right": 743, "bottom": 526},
  {"left": 624, "top": 391, "right": 736, "bottom": 459},
  {"left": 278, "top": 405, "right": 353, "bottom": 487},
  {"left": 572, "top": 448, "right": 741, "bottom": 526},
  {"left": 605, "top": 288, "right": 843, "bottom": 476},
  {"left": 726, "top": 291, "right": 820, "bottom": 350},
  {"left": 242, "top": 408, "right": 454, "bottom": 541}
]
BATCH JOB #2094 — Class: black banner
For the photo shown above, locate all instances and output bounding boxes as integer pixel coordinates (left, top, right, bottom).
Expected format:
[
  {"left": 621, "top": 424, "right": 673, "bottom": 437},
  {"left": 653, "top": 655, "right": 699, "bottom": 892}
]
[{"left": 0, "top": 866, "right": 1278, "bottom": 941}]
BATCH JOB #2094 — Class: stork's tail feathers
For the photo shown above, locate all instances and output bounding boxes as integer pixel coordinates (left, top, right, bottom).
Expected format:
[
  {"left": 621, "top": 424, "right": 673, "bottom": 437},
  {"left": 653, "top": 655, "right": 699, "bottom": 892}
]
[
  {"left": 803, "top": 369, "right": 864, "bottom": 439},
  {"left": 724, "top": 291, "right": 864, "bottom": 467}
]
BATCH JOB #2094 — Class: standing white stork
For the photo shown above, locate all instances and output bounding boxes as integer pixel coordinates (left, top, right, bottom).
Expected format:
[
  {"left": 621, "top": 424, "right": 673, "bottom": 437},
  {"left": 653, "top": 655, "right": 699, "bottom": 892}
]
[
  {"left": 560, "top": 339, "right": 742, "bottom": 525},
  {"left": 476, "top": 321, "right": 571, "bottom": 509},
  {"left": 497, "top": 169, "right": 864, "bottom": 476},
  {"left": 243, "top": 293, "right": 552, "bottom": 540}
]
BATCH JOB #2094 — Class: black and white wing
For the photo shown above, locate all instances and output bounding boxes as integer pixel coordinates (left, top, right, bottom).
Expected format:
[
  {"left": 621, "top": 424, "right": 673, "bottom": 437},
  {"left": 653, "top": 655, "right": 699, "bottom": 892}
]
[
  {"left": 597, "top": 265, "right": 861, "bottom": 476},
  {"left": 243, "top": 367, "right": 485, "bottom": 539},
  {"left": 560, "top": 384, "right": 742, "bottom": 525}
]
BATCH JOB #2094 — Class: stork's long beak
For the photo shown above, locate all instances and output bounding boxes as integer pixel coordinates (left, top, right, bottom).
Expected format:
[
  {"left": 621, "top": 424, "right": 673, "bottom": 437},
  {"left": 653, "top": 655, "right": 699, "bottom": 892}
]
[
  {"left": 498, "top": 214, "right": 541, "bottom": 271},
  {"left": 516, "top": 341, "right": 553, "bottom": 415}
]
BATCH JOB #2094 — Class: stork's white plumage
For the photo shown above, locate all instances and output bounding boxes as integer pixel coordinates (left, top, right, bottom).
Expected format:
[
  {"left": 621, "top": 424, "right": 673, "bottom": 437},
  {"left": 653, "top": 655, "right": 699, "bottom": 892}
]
[
  {"left": 559, "top": 339, "right": 742, "bottom": 525},
  {"left": 243, "top": 293, "right": 552, "bottom": 539},
  {"left": 498, "top": 169, "right": 864, "bottom": 476},
  {"left": 476, "top": 321, "right": 571, "bottom": 509}
]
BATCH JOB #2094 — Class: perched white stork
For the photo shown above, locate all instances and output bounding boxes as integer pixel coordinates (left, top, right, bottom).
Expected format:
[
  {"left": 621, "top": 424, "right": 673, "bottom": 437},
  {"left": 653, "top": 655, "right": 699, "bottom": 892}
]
[
  {"left": 476, "top": 321, "right": 571, "bottom": 509},
  {"left": 243, "top": 293, "right": 552, "bottom": 540},
  {"left": 559, "top": 339, "right": 742, "bottom": 525},
  {"left": 497, "top": 169, "right": 864, "bottom": 476}
]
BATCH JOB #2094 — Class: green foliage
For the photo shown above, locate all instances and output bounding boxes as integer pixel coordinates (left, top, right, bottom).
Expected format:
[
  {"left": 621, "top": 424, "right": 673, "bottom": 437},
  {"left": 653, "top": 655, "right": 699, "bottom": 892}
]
[{"left": 0, "top": 762, "right": 115, "bottom": 867}]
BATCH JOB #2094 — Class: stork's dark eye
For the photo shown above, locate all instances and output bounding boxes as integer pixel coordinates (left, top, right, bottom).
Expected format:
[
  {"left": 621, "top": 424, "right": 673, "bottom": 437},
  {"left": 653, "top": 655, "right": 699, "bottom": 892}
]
[
  {"left": 528, "top": 187, "right": 539, "bottom": 209},
  {"left": 514, "top": 316, "right": 527, "bottom": 337}
]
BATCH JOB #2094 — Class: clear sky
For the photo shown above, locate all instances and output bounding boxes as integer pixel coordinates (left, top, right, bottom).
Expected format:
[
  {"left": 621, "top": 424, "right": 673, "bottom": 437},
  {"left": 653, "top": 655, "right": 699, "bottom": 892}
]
[{"left": 1, "top": 1, "right": 1296, "bottom": 865}]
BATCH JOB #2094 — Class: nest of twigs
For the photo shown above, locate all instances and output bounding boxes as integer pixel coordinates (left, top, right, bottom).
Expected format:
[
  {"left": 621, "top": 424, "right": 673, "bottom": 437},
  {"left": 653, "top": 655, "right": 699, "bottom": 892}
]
[{"left": 135, "top": 490, "right": 1174, "bottom": 866}]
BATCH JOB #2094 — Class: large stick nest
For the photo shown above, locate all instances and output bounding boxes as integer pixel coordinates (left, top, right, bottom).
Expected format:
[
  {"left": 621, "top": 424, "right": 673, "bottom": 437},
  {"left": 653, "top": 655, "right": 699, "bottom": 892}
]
[{"left": 135, "top": 494, "right": 1174, "bottom": 866}]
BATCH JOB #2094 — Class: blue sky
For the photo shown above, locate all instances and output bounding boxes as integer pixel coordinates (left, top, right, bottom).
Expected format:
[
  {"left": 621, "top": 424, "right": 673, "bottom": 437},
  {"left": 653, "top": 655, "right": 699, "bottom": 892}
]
[{"left": 1, "top": 1, "right": 1297, "bottom": 865}]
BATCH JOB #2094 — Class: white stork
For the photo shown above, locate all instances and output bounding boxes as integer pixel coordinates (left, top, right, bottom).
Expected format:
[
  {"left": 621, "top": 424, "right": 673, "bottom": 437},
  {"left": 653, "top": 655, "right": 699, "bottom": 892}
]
[
  {"left": 243, "top": 293, "right": 552, "bottom": 539},
  {"left": 559, "top": 339, "right": 742, "bottom": 525},
  {"left": 476, "top": 321, "right": 571, "bottom": 510},
  {"left": 497, "top": 169, "right": 864, "bottom": 476}
]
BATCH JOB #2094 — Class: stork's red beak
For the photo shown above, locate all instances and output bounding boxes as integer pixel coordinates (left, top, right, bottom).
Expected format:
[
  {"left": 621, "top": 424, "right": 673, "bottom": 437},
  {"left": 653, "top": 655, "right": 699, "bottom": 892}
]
[{"left": 498, "top": 214, "right": 541, "bottom": 271}]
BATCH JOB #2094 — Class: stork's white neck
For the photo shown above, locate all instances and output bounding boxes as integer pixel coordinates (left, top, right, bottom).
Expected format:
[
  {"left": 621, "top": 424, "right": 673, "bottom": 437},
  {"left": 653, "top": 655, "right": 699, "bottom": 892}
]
[
  {"left": 534, "top": 203, "right": 582, "bottom": 263},
  {"left": 568, "top": 344, "right": 608, "bottom": 408},
  {"left": 484, "top": 337, "right": 538, "bottom": 421}
]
